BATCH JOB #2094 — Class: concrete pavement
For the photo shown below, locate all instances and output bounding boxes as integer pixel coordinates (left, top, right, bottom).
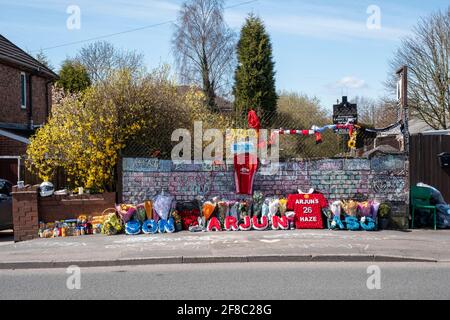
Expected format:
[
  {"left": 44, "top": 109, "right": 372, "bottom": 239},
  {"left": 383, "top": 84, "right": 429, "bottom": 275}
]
[
  {"left": 1, "top": 229, "right": 450, "bottom": 269},
  {"left": 1, "top": 262, "right": 450, "bottom": 300}
]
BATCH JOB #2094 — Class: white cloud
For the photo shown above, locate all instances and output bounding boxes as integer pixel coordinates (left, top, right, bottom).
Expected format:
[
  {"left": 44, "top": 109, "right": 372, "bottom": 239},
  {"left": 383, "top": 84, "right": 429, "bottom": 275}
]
[
  {"left": 84, "top": 0, "right": 179, "bottom": 21},
  {"left": 264, "top": 14, "right": 409, "bottom": 41},
  {"left": 334, "top": 76, "right": 367, "bottom": 89},
  {"left": 6, "top": 0, "right": 180, "bottom": 21},
  {"left": 222, "top": 0, "right": 411, "bottom": 42},
  {"left": 323, "top": 76, "right": 370, "bottom": 101}
]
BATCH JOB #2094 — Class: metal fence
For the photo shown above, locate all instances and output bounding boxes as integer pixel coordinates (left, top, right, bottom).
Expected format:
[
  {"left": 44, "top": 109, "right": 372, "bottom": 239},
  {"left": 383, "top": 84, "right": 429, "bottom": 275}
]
[{"left": 122, "top": 105, "right": 403, "bottom": 161}]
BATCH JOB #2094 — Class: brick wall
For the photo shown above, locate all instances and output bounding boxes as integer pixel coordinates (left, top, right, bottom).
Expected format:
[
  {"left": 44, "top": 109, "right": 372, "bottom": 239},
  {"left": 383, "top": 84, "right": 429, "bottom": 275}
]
[
  {"left": 31, "top": 75, "right": 51, "bottom": 125},
  {"left": 11, "top": 187, "right": 116, "bottom": 242},
  {"left": 0, "top": 135, "right": 27, "bottom": 156},
  {"left": 122, "top": 155, "right": 409, "bottom": 229},
  {"left": 12, "top": 185, "right": 39, "bottom": 242},
  {"left": 0, "top": 63, "right": 52, "bottom": 126},
  {"left": 0, "top": 64, "right": 27, "bottom": 124},
  {"left": 38, "top": 193, "right": 116, "bottom": 222}
]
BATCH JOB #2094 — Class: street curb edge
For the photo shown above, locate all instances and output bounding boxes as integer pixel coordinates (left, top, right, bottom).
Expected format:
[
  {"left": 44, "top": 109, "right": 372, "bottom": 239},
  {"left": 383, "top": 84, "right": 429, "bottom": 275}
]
[{"left": 0, "top": 255, "right": 438, "bottom": 270}]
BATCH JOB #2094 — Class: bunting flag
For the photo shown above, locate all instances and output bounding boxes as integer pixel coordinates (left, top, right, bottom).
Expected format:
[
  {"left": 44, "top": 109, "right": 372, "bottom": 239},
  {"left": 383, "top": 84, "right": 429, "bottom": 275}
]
[
  {"left": 246, "top": 111, "right": 403, "bottom": 152},
  {"left": 270, "top": 123, "right": 357, "bottom": 146}
]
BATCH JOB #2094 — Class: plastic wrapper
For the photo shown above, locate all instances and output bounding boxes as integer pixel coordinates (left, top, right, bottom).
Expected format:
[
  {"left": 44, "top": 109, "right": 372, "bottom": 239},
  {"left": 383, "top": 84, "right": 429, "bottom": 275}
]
[
  {"left": 238, "top": 200, "right": 250, "bottom": 219},
  {"left": 268, "top": 198, "right": 280, "bottom": 219},
  {"left": 358, "top": 201, "right": 372, "bottom": 217},
  {"left": 342, "top": 200, "right": 358, "bottom": 216},
  {"left": 279, "top": 198, "right": 287, "bottom": 216},
  {"left": 135, "top": 204, "right": 147, "bottom": 223},
  {"left": 228, "top": 202, "right": 239, "bottom": 220},
  {"left": 371, "top": 201, "right": 380, "bottom": 219},
  {"left": 252, "top": 192, "right": 264, "bottom": 218},
  {"left": 144, "top": 201, "right": 153, "bottom": 220},
  {"left": 261, "top": 199, "right": 270, "bottom": 217},
  {"left": 202, "top": 202, "right": 216, "bottom": 221},
  {"left": 116, "top": 204, "right": 136, "bottom": 223},
  {"left": 153, "top": 194, "right": 174, "bottom": 221},
  {"left": 217, "top": 201, "right": 229, "bottom": 227},
  {"left": 330, "top": 201, "right": 342, "bottom": 218},
  {"left": 171, "top": 210, "right": 183, "bottom": 231},
  {"left": 102, "top": 212, "right": 124, "bottom": 235}
]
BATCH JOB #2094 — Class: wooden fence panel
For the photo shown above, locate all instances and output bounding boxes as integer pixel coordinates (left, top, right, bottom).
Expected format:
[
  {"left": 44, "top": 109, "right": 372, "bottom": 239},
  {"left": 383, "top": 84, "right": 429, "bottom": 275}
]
[
  {"left": 410, "top": 135, "right": 450, "bottom": 203},
  {"left": 0, "top": 158, "right": 18, "bottom": 184}
]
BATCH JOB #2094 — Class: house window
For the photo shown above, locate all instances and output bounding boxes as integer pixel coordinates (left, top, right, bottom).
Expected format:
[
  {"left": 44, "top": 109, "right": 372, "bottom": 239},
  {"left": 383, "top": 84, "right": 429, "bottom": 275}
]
[{"left": 20, "top": 72, "right": 26, "bottom": 109}]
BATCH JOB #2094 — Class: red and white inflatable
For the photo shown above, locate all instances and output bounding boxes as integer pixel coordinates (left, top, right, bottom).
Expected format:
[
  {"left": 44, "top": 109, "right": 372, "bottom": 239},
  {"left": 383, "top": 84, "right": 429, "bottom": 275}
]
[{"left": 234, "top": 153, "right": 258, "bottom": 195}]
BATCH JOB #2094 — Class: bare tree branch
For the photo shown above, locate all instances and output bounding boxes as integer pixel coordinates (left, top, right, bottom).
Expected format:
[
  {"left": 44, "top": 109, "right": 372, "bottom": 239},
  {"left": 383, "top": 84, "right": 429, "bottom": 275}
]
[
  {"left": 386, "top": 7, "right": 450, "bottom": 130},
  {"left": 172, "top": 0, "right": 236, "bottom": 111},
  {"left": 76, "top": 41, "right": 145, "bottom": 83}
]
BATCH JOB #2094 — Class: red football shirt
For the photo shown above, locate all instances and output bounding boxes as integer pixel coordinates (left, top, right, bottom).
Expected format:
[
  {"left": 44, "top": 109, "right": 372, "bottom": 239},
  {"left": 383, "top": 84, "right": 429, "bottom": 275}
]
[{"left": 287, "top": 193, "right": 328, "bottom": 229}]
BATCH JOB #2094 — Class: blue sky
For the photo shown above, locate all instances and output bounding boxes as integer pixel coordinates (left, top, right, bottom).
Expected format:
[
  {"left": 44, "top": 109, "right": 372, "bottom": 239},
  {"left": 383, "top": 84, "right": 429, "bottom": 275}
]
[{"left": 0, "top": 0, "right": 448, "bottom": 109}]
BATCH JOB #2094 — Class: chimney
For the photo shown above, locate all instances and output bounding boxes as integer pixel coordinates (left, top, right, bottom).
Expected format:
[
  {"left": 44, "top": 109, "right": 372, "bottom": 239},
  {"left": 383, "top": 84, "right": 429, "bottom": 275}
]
[{"left": 342, "top": 96, "right": 348, "bottom": 104}]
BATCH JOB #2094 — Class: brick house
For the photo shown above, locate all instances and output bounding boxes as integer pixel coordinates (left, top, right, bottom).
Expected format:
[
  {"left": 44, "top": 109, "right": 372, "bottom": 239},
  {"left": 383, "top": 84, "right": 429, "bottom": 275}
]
[{"left": 0, "top": 35, "right": 58, "bottom": 183}]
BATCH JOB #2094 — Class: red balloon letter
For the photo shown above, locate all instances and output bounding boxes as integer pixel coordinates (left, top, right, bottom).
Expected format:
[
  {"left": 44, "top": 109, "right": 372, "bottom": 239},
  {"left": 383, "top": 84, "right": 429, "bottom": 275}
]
[
  {"left": 252, "top": 216, "right": 268, "bottom": 231},
  {"left": 207, "top": 217, "right": 222, "bottom": 232},
  {"left": 272, "top": 216, "right": 289, "bottom": 230},
  {"left": 239, "top": 216, "right": 252, "bottom": 231},
  {"left": 225, "top": 216, "right": 239, "bottom": 231}
]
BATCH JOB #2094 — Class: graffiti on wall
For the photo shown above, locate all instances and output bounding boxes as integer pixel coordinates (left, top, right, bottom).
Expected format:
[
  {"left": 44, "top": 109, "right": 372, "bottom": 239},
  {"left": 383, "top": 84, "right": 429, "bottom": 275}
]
[
  {"left": 371, "top": 155, "right": 405, "bottom": 174},
  {"left": 123, "top": 158, "right": 160, "bottom": 172},
  {"left": 344, "top": 159, "right": 371, "bottom": 171},
  {"left": 169, "top": 173, "right": 212, "bottom": 196},
  {"left": 372, "top": 176, "right": 406, "bottom": 196},
  {"left": 309, "top": 159, "right": 343, "bottom": 171},
  {"left": 122, "top": 156, "right": 408, "bottom": 204}
]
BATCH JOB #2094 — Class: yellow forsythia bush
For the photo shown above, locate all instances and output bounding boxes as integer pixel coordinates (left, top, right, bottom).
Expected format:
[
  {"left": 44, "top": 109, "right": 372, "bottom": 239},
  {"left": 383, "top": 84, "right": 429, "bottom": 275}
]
[
  {"left": 27, "top": 71, "right": 143, "bottom": 191},
  {"left": 27, "top": 67, "right": 234, "bottom": 191}
]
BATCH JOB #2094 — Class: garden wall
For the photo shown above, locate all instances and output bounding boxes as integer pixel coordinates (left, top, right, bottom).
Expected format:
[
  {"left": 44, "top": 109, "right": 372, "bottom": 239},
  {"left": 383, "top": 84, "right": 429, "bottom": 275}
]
[
  {"left": 38, "top": 193, "right": 116, "bottom": 222},
  {"left": 12, "top": 186, "right": 115, "bottom": 242},
  {"left": 122, "top": 154, "right": 409, "bottom": 229}
]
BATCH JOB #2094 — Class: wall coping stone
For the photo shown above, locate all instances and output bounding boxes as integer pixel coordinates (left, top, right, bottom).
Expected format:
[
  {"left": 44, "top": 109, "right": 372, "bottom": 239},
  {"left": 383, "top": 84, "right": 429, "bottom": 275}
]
[{"left": 123, "top": 156, "right": 404, "bottom": 173}]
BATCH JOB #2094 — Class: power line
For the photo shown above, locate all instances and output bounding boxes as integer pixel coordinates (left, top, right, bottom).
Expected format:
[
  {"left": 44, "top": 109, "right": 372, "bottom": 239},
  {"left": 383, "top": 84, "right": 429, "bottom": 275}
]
[
  {"left": 226, "top": 0, "right": 259, "bottom": 9},
  {"left": 30, "top": 0, "right": 259, "bottom": 53},
  {"left": 30, "top": 21, "right": 173, "bottom": 53}
]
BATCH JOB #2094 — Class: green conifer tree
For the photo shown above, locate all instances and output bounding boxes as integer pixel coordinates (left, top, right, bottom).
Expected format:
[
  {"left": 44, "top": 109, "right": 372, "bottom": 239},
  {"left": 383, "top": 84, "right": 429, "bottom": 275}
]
[
  {"left": 233, "top": 15, "right": 277, "bottom": 126},
  {"left": 57, "top": 59, "right": 91, "bottom": 93}
]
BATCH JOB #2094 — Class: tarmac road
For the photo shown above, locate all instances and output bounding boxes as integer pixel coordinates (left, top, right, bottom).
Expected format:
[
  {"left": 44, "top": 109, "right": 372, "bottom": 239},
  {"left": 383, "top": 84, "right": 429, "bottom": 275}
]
[
  {"left": 3, "top": 230, "right": 450, "bottom": 268},
  {"left": 0, "top": 262, "right": 449, "bottom": 300}
]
